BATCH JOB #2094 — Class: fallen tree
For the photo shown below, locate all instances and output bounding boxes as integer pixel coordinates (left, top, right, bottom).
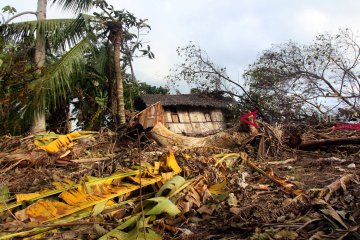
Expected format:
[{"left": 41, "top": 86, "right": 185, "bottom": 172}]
[
  {"left": 299, "top": 136, "right": 360, "bottom": 149},
  {"left": 149, "top": 122, "right": 258, "bottom": 148}
]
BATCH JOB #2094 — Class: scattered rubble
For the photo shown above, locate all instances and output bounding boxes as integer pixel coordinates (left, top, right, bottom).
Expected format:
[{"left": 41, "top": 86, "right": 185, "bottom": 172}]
[{"left": 0, "top": 122, "right": 359, "bottom": 239}]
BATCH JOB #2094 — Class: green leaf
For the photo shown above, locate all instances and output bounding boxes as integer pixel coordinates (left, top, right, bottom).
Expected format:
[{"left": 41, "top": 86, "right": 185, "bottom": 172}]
[
  {"left": 2, "top": 19, "right": 74, "bottom": 42},
  {"left": 127, "top": 227, "right": 161, "bottom": 240},
  {"left": 53, "top": 0, "right": 94, "bottom": 14},
  {"left": 273, "top": 229, "right": 298, "bottom": 240},
  {"left": 155, "top": 175, "right": 185, "bottom": 197},
  {"left": 0, "top": 185, "right": 10, "bottom": 202},
  {"left": 93, "top": 223, "right": 108, "bottom": 236},
  {"left": 144, "top": 197, "right": 180, "bottom": 217},
  {"left": 122, "top": 215, "right": 142, "bottom": 229},
  {"left": 92, "top": 200, "right": 107, "bottom": 217},
  {"left": 100, "top": 216, "right": 161, "bottom": 240},
  {"left": 28, "top": 35, "right": 94, "bottom": 112},
  {"left": 2, "top": 5, "right": 17, "bottom": 14},
  {"left": 103, "top": 230, "right": 128, "bottom": 240}
]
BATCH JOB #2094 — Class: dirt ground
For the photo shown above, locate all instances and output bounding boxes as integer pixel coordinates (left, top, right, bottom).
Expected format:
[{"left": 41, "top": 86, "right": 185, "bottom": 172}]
[{"left": 0, "top": 125, "right": 359, "bottom": 239}]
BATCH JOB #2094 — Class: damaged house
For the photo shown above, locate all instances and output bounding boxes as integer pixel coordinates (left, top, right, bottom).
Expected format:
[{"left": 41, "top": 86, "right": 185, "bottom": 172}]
[{"left": 134, "top": 93, "right": 233, "bottom": 136}]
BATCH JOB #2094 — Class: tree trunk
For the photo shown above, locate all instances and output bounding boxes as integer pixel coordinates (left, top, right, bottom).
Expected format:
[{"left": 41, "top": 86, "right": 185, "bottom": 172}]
[
  {"left": 128, "top": 58, "right": 137, "bottom": 111},
  {"left": 113, "top": 30, "right": 126, "bottom": 124},
  {"left": 107, "top": 46, "right": 117, "bottom": 122},
  {"left": 150, "top": 122, "right": 258, "bottom": 148},
  {"left": 299, "top": 136, "right": 360, "bottom": 149},
  {"left": 31, "top": 0, "right": 47, "bottom": 134}
]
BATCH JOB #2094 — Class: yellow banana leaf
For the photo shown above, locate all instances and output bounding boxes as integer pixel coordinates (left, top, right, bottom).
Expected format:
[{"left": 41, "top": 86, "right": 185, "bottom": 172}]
[
  {"left": 34, "top": 131, "right": 98, "bottom": 153},
  {"left": 0, "top": 195, "right": 152, "bottom": 240},
  {"left": 0, "top": 169, "right": 142, "bottom": 213},
  {"left": 165, "top": 149, "right": 181, "bottom": 174},
  {"left": 214, "top": 153, "right": 242, "bottom": 167},
  {"left": 209, "top": 179, "right": 227, "bottom": 195},
  {"left": 24, "top": 200, "right": 73, "bottom": 222},
  {"left": 16, "top": 193, "right": 42, "bottom": 202},
  {"left": 16, "top": 175, "right": 162, "bottom": 223},
  {"left": 0, "top": 150, "right": 181, "bottom": 239}
]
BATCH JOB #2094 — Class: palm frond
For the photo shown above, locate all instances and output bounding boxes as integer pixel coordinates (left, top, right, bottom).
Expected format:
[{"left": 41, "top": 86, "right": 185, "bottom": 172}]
[
  {"left": 28, "top": 34, "right": 95, "bottom": 112},
  {"left": 52, "top": 0, "right": 94, "bottom": 14},
  {"left": 50, "top": 14, "right": 95, "bottom": 52},
  {"left": 92, "top": 45, "right": 112, "bottom": 76},
  {"left": 1, "top": 19, "right": 75, "bottom": 43}
]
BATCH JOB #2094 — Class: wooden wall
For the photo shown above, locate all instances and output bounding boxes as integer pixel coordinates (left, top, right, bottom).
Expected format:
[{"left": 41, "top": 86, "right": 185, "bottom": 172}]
[
  {"left": 137, "top": 102, "right": 166, "bottom": 129},
  {"left": 136, "top": 103, "right": 227, "bottom": 135},
  {"left": 165, "top": 107, "right": 226, "bottom": 135}
]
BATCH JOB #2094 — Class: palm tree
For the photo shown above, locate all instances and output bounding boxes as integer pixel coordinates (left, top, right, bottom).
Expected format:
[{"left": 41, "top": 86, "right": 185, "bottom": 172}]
[
  {"left": 1, "top": 0, "right": 94, "bottom": 133},
  {"left": 1, "top": 0, "right": 153, "bottom": 132},
  {"left": 32, "top": 0, "right": 47, "bottom": 133},
  {"left": 92, "top": 1, "right": 153, "bottom": 125}
]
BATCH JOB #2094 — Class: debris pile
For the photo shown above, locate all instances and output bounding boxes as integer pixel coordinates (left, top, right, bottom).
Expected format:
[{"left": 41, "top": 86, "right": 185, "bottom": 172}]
[{"left": 0, "top": 122, "right": 359, "bottom": 239}]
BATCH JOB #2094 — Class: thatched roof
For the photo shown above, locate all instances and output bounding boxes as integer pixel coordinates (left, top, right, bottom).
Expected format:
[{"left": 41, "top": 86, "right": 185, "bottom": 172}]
[{"left": 134, "top": 93, "right": 233, "bottom": 110}]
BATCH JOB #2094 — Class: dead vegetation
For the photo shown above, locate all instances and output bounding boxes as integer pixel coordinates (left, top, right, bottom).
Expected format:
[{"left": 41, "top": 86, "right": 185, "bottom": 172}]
[{"left": 0, "top": 122, "right": 359, "bottom": 239}]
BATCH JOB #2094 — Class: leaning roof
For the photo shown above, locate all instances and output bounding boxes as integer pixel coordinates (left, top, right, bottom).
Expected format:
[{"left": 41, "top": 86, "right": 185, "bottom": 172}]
[{"left": 135, "top": 93, "right": 233, "bottom": 109}]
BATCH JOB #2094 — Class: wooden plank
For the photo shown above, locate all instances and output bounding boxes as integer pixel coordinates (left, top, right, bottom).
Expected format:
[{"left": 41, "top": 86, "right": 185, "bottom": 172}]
[
  {"left": 185, "top": 123, "right": 193, "bottom": 133},
  {"left": 189, "top": 111, "right": 206, "bottom": 122},
  {"left": 165, "top": 111, "right": 172, "bottom": 123},
  {"left": 171, "top": 114, "right": 180, "bottom": 123},
  {"left": 178, "top": 111, "right": 190, "bottom": 123},
  {"left": 212, "top": 122, "right": 223, "bottom": 131},
  {"left": 150, "top": 105, "right": 155, "bottom": 115},
  {"left": 192, "top": 122, "right": 202, "bottom": 133},
  {"left": 200, "top": 122, "right": 213, "bottom": 133},
  {"left": 135, "top": 102, "right": 166, "bottom": 128},
  {"left": 204, "top": 112, "right": 212, "bottom": 122},
  {"left": 210, "top": 110, "right": 223, "bottom": 121},
  {"left": 160, "top": 106, "right": 166, "bottom": 126},
  {"left": 143, "top": 114, "right": 148, "bottom": 128},
  {"left": 168, "top": 123, "right": 187, "bottom": 134},
  {"left": 186, "top": 110, "right": 195, "bottom": 133}
]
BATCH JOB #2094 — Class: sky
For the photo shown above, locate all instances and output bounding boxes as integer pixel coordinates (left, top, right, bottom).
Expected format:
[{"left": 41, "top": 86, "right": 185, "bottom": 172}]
[{"left": 2, "top": 0, "right": 360, "bottom": 93}]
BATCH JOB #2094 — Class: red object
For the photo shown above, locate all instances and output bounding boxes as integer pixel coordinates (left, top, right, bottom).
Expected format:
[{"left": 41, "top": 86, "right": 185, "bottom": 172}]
[
  {"left": 240, "top": 110, "right": 259, "bottom": 128},
  {"left": 333, "top": 122, "right": 360, "bottom": 130}
]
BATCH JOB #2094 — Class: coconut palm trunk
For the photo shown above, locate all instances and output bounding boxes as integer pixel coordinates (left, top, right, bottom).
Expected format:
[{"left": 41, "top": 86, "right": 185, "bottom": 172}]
[
  {"left": 113, "top": 29, "right": 126, "bottom": 124},
  {"left": 31, "top": 0, "right": 47, "bottom": 133}
]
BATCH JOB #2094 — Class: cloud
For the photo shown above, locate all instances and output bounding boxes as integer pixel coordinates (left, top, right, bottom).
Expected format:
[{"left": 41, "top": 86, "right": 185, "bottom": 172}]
[
  {"left": 4, "top": 0, "right": 360, "bottom": 93},
  {"left": 293, "top": 9, "right": 329, "bottom": 37}
]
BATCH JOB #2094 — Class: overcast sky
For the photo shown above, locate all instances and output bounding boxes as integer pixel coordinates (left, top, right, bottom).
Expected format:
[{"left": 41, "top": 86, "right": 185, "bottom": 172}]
[{"left": 2, "top": 0, "right": 360, "bottom": 93}]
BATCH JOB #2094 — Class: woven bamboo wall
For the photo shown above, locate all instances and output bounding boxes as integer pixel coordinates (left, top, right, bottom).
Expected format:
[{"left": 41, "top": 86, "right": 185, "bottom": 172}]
[
  {"left": 165, "top": 108, "right": 226, "bottom": 135},
  {"left": 137, "top": 103, "right": 226, "bottom": 135}
]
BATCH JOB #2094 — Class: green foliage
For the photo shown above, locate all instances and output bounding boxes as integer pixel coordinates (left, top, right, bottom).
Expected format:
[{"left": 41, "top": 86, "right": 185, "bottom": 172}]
[
  {"left": 0, "top": 10, "right": 98, "bottom": 133},
  {"left": 0, "top": 40, "right": 35, "bottom": 134},
  {"left": 250, "top": 228, "right": 274, "bottom": 240},
  {"left": 2, "top": 5, "right": 17, "bottom": 15},
  {"left": 244, "top": 29, "right": 360, "bottom": 122},
  {"left": 1, "top": 5, "right": 17, "bottom": 24},
  {"left": 0, "top": 0, "right": 157, "bottom": 134},
  {"left": 124, "top": 76, "right": 169, "bottom": 109},
  {"left": 51, "top": 0, "right": 93, "bottom": 13},
  {"left": 99, "top": 196, "right": 180, "bottom": 240}
]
